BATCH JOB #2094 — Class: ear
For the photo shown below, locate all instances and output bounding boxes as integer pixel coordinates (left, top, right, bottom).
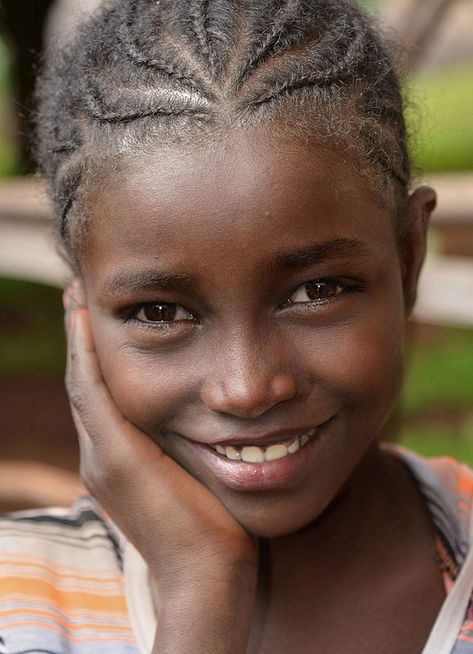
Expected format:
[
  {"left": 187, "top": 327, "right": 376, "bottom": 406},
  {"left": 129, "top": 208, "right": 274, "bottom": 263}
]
[{"left": 401, "top": 186, "right": 437, "bottom": 316}]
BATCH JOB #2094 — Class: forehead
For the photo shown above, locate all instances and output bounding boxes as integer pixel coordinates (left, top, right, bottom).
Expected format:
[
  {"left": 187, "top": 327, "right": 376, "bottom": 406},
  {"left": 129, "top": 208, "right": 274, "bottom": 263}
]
[{"left": 84, "top": 129, "right": 396, "bottom": 276}]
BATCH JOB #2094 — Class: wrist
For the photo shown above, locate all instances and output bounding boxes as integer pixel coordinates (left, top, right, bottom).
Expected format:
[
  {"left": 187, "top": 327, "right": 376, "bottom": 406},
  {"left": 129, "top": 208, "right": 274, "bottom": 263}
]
[
  {"left": 151, "top": 567, "right": 257, "bottom": 654},
  {"left": 149, "top": 538, "right": 258, "bottom": 598}
]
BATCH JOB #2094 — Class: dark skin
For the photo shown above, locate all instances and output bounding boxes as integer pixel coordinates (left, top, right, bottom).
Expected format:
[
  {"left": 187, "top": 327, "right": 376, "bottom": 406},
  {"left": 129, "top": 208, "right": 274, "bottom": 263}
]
[{"left": 65, "top": 127, "right": 442, "bottom": 653}]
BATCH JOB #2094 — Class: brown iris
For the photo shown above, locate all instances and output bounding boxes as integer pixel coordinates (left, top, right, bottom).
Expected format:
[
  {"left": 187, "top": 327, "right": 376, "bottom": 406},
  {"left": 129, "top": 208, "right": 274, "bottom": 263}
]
[
  {"left": 304, "top": 280, "right": 341, "bottom": 301},
  {"left": 141, "top": 303, "right": 177, "bottom": 322}
]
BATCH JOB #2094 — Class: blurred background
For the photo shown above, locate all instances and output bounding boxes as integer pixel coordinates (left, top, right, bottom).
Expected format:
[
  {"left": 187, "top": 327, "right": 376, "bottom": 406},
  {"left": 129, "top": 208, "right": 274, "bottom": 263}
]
[{"left": 0, "top": 0, "right": 472, "bottom": 513}]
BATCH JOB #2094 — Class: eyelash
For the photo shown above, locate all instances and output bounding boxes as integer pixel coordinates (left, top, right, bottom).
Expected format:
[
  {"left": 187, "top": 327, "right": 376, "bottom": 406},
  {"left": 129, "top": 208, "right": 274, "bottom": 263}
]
[
  {"left": 127, "top": 303, "right": 196, "bottom": 329},
  {"left": 281, "top": 277, "right": 362, "bottom": 310},
  {"left": 125, "top": 277, "right": 362, "bottom": 328}
]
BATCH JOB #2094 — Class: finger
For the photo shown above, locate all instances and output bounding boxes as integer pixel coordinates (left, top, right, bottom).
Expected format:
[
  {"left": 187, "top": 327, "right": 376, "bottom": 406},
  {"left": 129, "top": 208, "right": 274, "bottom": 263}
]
[
  {"left": 65, "top": 308, "right": 160, "bottom": 505},
  {"left": 66, "top": 307, "right": 171, "bottom": 494},
  {"left": 66, "top": 307, "right": 131, "bottom": 444},
  {"left": 63, "top": 277, "right": 86, "bottom": 334}
]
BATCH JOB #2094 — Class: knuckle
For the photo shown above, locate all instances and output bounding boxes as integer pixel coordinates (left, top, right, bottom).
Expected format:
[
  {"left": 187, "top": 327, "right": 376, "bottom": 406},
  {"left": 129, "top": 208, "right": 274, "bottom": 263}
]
[
  {"left": 80, "top": 452, "right": 129, "bottom": 498},
  {"left": 66, "top": 379, "right": 90, "bottom": 415}
]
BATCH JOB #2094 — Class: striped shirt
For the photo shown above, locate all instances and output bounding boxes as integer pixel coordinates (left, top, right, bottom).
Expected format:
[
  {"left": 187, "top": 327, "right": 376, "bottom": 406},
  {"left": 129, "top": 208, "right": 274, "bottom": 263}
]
[
  {"left": 0, "top": 497, "right": 137, "bottom": 653},
  {"left": 1, "top": 446, "right": 473, "bottom": 653}
]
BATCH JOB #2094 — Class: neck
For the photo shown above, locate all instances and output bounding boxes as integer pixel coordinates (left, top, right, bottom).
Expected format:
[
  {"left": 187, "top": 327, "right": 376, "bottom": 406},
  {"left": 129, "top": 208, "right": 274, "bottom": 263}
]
[{"left": 257, "top": 443, "right": 435, "bottom": 599}]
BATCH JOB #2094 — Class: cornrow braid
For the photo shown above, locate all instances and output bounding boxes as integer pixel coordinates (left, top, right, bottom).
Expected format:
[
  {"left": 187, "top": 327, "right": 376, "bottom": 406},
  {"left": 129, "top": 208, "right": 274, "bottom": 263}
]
[
  {"left": 240, "top": 12, "right": 367, "bottom": 108},
  {"left": 55, "top": 153, "right": 85, "bottom": 251},
  {"left": 125, "top": 41, "right": 211, "bottom": 95},
  {"left": 234, "top": 0, "right": 303, "bottom": 89},
  {"left": 84, "top": 78, "right": 212, "bottom": 123},
  {"left": 35, "top": 0, "right": 412, "bottom": 269},
  {"left": 235, "top": 5, "right": 410, "bottom": 188},
  {"left": 177, "top": 0, "right": 240, "bottom": 81},
  {"left": 121, "top": 0, "right": 215, "bottom": 97},
  {"left": 188, "top": 0, "right": 218, "bottom": 78}
]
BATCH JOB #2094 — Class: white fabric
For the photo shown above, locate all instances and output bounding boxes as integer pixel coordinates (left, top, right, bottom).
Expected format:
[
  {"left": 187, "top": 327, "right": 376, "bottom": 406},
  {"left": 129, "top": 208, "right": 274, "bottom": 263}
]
[
  {"left": 421, "top": 499, "right": 473, "bottom": 654},
  {"left": 124, "top": 542, "right": 157, "bottom": 653}
]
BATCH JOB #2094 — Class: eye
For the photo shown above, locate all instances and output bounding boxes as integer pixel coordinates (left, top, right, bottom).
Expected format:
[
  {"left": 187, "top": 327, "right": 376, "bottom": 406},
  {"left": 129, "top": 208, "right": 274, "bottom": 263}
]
[
  {"left": 287, "top": 279, "right": 345, "bottom": 305},
  {"left": 134, "top": 302, "right": 194, "bottom": 324}
]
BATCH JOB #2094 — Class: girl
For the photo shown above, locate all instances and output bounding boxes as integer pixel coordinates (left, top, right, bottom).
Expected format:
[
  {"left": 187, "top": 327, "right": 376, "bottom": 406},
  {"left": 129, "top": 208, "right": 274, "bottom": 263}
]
[{"left": 1, "top": 1, "right": 473, "bottom": 652}]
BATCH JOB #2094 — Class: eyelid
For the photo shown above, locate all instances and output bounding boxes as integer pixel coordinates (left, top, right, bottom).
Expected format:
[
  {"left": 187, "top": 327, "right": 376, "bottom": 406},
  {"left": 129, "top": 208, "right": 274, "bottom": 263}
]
[
  {"left": 131, "top": 301, "right": 196, "bottom": 326},
  {"left": 282, "top": 277, "right": 360, "bottom": 307}
]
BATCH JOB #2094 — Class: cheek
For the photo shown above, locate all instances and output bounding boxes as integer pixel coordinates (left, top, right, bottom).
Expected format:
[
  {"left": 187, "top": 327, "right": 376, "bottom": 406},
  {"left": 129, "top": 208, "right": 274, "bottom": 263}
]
[
  {"left": 302, "top": 300, "right": 406, "bottom": 428},
  {"left": 90, "top": 322, "right": 197, "bottom": 435},
  {"left": 328, "top": 311, "right": 405, "bottom": 422}
]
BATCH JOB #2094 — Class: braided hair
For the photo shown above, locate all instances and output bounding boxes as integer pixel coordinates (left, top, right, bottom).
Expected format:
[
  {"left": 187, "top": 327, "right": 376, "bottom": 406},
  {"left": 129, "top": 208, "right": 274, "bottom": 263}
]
[{"left": 36, "top": 0, "right": 411, "bottom": 269}]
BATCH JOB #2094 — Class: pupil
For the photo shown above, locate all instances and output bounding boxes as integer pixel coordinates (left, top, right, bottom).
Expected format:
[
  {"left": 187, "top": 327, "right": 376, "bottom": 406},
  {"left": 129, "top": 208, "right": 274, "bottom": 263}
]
[
  {"left": 143, "top": 303, "right": 177, "bottom": 322},
  {"left": 306, "top": 281, "right": 336, "bottom": 300}
]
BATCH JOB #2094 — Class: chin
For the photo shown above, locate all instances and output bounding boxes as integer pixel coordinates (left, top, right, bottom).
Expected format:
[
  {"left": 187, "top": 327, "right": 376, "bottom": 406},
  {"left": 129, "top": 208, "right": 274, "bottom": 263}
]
[
  {"left": 227, "top": 497, "right": 327, "bottom": 540},
  {"left": 246, "top": 522, "right": 308, "bottom": 539},
  {"left": 242, "top": 515, "right": 318, "bottom": 539}
]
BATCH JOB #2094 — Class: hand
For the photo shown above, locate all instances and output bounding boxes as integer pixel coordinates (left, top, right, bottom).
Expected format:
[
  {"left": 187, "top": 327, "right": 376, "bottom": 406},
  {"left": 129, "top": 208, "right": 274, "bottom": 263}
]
[{"left": 64, "top": 281, "right": 258, "bottom": 653}]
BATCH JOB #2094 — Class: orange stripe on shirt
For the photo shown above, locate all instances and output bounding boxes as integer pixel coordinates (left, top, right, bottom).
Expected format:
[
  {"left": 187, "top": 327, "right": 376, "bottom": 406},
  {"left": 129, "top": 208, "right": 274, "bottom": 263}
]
[
  {"left": 0, "top": 606, "right": 133, "bottom": 633},
  {"left": 0, "top": 577, "right": 128, "bottom": 613}
]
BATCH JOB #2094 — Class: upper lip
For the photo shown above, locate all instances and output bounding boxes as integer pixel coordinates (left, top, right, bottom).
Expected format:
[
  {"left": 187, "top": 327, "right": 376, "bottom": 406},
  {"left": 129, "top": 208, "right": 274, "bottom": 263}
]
[{"left": 181, "top": 418, "right": 333, "bottom": 448}]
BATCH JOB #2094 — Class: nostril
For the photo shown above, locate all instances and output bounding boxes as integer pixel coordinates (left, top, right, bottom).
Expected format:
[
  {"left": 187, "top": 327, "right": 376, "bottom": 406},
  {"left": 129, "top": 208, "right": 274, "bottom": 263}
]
[{"left": 271, "top": 372, "right": 298, "bottom": 403}]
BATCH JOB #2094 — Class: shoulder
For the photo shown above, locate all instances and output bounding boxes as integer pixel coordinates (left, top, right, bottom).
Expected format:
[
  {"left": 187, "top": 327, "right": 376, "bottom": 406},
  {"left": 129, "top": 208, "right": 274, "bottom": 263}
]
[
  {"left": 384, "top": 447, "right": 473, "bottom": 652},
  {"left": 388, "top": 445, "right": 473, "bottom": 580},
  {"left": 384, "top": 445, "right": 473, "bottom": 557},
  {"left": 0, "top": 495, "right": 138, "bottom": 653},
  {"left": 391, "top": 445, "right": 473, "bottom": 499},
  {"left": 384, "top": 443, "right": 473, "bottom": 507},
  {"left": 0, "top": 494, "right": 123, "bottom": 573}
]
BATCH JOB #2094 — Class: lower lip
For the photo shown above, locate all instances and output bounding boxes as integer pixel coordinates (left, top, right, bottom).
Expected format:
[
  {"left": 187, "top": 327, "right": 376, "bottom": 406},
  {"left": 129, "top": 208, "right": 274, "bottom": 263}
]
[{"left": 186, "top": 419, "right": 334, "bottom": 491}]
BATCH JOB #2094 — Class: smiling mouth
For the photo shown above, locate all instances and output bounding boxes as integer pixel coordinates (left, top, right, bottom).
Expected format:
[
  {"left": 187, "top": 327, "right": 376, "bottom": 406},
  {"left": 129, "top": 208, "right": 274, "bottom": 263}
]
[{"left": 208, "top": 426, "right": 319, "bottom": 463}]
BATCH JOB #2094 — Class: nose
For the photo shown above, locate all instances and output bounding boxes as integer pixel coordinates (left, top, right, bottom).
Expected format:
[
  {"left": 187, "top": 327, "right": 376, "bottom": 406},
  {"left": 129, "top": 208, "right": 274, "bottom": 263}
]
[{"left": 200, "top": 337, "right": 297, "bottom": 418}]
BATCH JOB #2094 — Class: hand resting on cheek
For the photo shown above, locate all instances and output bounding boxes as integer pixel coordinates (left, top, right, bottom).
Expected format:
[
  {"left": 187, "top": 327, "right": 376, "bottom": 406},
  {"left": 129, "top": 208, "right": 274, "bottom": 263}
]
[{"left": 63, "top": 280, "right": 259, "bottom": 654}]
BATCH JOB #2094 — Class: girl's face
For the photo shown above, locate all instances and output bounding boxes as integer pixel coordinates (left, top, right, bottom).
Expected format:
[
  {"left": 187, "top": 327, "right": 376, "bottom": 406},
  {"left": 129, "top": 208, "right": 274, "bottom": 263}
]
[{"left": 79, "top": 129, "right": 429, "bottom": 537}]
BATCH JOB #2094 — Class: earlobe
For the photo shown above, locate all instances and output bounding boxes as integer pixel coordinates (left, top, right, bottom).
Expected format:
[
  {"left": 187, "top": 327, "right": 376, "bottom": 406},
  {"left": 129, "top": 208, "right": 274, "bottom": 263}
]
[{"left": 402, "top": 186, "right": 437, "bottom": 316}]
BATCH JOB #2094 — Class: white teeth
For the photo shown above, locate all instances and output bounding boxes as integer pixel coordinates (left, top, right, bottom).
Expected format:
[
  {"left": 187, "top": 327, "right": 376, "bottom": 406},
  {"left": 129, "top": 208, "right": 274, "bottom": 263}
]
[
  {"left": 225, "top": 446, "right": 242, "bottom": 461},
  {"left": 287, "top": 438, "right": 300, "bottom": 454},
  {"left": 265, "top": 444, "right": 289, "bottom": 461},
  {"left": 212, "top": 429, "right": 315, "bottom": 463},
  {"left": 241, "top": 446, "right": 265, "bottom": 463}
]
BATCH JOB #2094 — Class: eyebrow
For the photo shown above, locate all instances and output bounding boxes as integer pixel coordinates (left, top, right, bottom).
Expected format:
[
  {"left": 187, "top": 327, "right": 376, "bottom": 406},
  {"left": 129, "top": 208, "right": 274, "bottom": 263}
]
[
  {"left": 102, "top": 238, "right": 369, "bottom": 296},
  {"left": 103, "top": 270, "right": 197, "bottom": 297},
  {"left": 269, "top": 238, "right": 370, "bottom": 269}
]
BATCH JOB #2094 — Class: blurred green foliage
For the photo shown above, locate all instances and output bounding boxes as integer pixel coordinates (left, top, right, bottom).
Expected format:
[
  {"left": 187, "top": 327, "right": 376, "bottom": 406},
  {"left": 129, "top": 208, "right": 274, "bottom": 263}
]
[
  {"left": 402, "top": 327, "right": 473, "bottom": 416},
  {"left": 400, "top": 327, "right": 473, "bottom": 462},
  {"left": 0, "top": 33, "right": 19, "bottom": 176},
  {"left": 407, "top": 64, "right": 473, "bottom": 173},
  {"left": 0, "top": 278, "right": 65, "bottom": 375},
  {"left": 401, "top": 428, "right": 473, "bottom": 464}
]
